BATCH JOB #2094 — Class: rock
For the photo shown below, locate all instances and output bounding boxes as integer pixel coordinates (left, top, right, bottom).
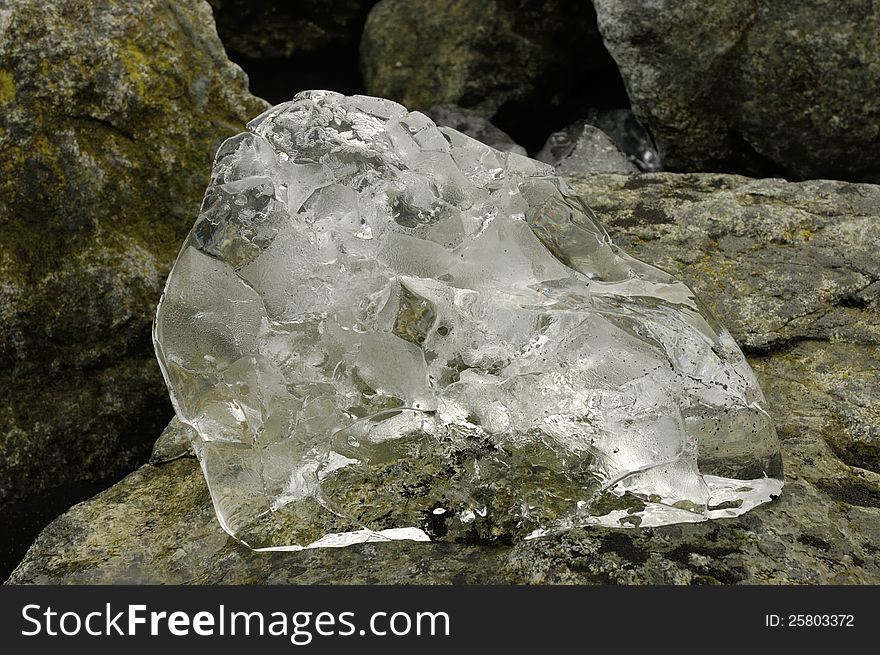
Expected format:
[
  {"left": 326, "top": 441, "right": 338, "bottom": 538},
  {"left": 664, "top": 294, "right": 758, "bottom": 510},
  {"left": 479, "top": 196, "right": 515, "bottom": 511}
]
[
  {"left": 577, "top": 109, "right": 662, "bottom": 172},
  {"left": 9, "top": 172, "right": 879, "bottom": 584},
  {"left": 425, "top": 104, "right": 526, "bottom": 155},
  {"left": 0, "top": 0, "right": 267, "bottom": 513},
  {"left": 207, "top": 0, "right": 378, "bottom": 61},
  {"left": 538, "top": 110, "right": 664, "bottom": 175},
  {"left": 360, "top": 0, "right": 623, "bottom": 151},
  {"left": 581, "top": 176, "right": 880, "bottom": 354},
  {"left": 537, "top": 123, "right": 637, "bottom": 174},
  {"left": 593, "top": 0, "right": 880, "bottom": 182},
  {"left": 149, "top": 417, "right": 196, "bottom": 465}
]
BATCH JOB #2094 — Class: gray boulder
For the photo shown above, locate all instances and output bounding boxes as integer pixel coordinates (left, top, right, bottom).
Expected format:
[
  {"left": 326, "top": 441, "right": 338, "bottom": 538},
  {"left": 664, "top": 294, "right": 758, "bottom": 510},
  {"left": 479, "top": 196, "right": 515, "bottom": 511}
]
[
  {"left": 594, "top": 0, "right": 880, "bottom": 182},
  {"left": 538, "top": 123, "right": 637, "bottom": 174},
  {"left": 577, "top": 109, "right": 662, "bottom": 172},
  {"left": 0, "top": 0, "right": 267, "bottom": 512},
  {"left": 8, "top": 172, "right": 879, "bottom": 584}
]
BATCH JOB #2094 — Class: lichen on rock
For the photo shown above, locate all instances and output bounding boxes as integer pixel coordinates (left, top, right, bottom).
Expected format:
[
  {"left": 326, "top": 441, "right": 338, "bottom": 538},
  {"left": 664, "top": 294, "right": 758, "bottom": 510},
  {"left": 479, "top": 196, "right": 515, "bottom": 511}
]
[
  {"left": 9, "top": 171, "right": 879, "bottom": 585},
  {"left": 0, "top": 0, "right": 267, "bottom": 513}
]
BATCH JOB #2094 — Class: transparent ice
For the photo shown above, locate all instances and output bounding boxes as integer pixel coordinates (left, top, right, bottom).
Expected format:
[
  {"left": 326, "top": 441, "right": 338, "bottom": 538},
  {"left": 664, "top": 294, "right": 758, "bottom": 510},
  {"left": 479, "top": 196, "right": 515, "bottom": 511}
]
[{"left": 154, "top": 91, "right": 783, "bottom": 550}]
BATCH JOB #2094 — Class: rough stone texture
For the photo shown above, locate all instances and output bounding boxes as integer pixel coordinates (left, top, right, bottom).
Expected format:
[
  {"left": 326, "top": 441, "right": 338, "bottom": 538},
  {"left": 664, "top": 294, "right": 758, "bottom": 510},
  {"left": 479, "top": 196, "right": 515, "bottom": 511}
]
[
  {"left": 360, "top": 0, "right": 616, "bottom": 119},
  {"left": 0, "top": 0, "right": 267, "bottom": 512},
  {"left": 573, "top": 109, "right": 663, "bottom": 173},
  {"left": 593, "top": 0, "right": 880, "bottom": 182},
  {"left": 8, "top": 172, "right": 879, "bottom": 584},
  {"left": 207, "top": 0, "right": 378, "bottom": 60},
  {"left": 537, "top": 123, "right": 637, "bottom": 174},
  {"left": 426, "top": 104, "right": 526, "bottom": 155},
  {"left": 149, "top": 417, "right": 196, "bottom": 465}
]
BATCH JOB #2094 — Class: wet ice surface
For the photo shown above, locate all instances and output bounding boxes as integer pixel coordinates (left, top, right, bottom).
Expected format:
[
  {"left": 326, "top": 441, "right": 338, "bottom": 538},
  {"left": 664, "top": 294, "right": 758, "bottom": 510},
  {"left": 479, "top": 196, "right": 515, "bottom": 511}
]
[{"left": 154, "top": 91, "right": 782, "bottom": 550}]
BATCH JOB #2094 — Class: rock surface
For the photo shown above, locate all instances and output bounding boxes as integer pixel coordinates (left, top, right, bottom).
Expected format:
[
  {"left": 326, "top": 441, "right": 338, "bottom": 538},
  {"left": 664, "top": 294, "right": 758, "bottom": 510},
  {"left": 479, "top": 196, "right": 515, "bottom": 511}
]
[
  {"left": 572, "top": 109, "right": 662, "bottom": 173},
  {"left": 9, "top": 172, "right": 879, "bottom": 584},
  {"left": 0, "top": 0, "right": 267, "bottom": 512},
  {"left": 537, "top": 123, "right": 637, "bottom": 174},
  {"left": 593, "top": 0, "right": 880, "bottom": 182}
]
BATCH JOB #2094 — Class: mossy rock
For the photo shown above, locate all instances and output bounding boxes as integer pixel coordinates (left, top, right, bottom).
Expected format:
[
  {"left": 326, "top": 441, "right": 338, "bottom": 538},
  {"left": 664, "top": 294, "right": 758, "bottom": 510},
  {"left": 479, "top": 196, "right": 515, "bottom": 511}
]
[
  {"left": 0, "top": 0, "right": 268, "bottom": 512},
  {"left": 8, "top": 172, "right": 879, "bottom": 584}
]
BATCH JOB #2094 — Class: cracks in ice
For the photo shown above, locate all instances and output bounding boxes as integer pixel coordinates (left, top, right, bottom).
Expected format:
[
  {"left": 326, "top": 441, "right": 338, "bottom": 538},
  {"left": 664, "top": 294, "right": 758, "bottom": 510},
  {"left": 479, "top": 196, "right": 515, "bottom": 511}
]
[{"left": 154, "top": 91, "right": 784, "bottom": 549}]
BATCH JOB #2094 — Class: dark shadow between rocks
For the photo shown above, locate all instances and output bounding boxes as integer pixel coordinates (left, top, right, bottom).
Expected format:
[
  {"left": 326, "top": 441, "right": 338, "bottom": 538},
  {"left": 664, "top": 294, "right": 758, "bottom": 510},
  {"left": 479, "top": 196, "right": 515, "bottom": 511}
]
[
  {"left": 211, "top": 0, "right": 634, "bottom": 157},
  {"left": 226, "top": 47, "right": 367, "bottom": 106},
  {"left": 208, "top": 0, "right": 379, "bottom": 105},
  {"left": 491, "top": 56, "right": 631, "bottom": 156}
]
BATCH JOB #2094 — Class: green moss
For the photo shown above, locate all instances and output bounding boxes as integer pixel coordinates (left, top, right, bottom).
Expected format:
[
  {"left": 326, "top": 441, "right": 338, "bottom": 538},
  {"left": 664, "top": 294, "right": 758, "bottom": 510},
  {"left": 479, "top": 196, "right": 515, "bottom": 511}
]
[
  {"left": 689, "top": 254, "right": 734, "bottom": 283},
  {"left": 0, "top": 71, "right": 15, "bottom": 104},
  {"left": 116, "top": 41, "right": 151, "bottom": 98}
]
